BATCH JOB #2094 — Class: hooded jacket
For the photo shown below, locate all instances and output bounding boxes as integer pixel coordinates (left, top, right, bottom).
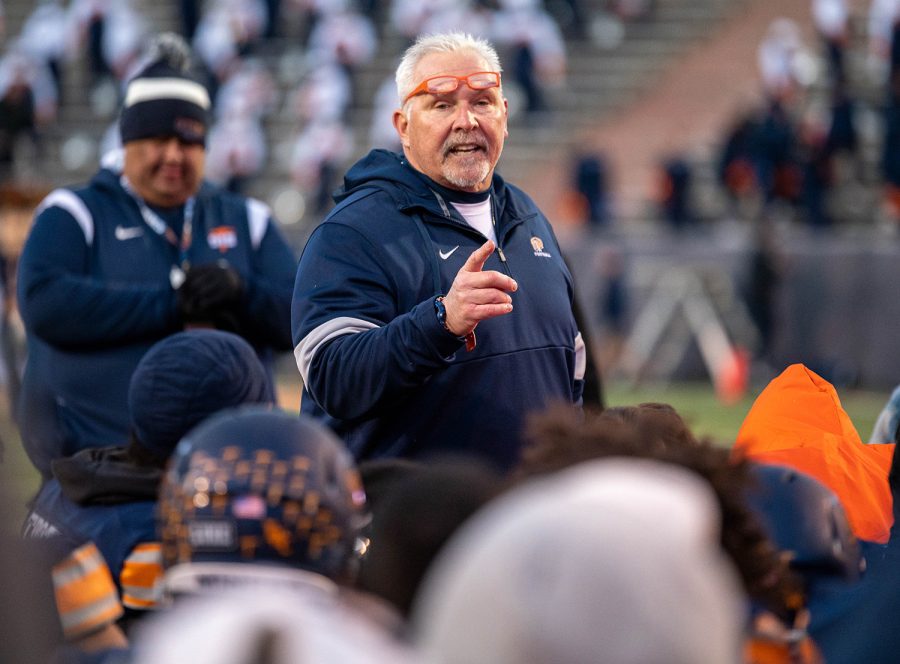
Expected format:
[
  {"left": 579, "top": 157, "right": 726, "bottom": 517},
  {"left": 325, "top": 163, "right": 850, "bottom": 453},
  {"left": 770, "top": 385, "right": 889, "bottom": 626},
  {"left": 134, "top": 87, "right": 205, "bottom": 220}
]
[
  {"left": 292, "top": 150, "right": 584, "bottom": 470},
  {"left": 17, "top": 164, "right": 297, "bottom": 478},
  {"left": 734, "top": 363, "right": 894, "bottom": 544},
  {"left": 22, "top": 447, "right": 162, "bottom": 611}
]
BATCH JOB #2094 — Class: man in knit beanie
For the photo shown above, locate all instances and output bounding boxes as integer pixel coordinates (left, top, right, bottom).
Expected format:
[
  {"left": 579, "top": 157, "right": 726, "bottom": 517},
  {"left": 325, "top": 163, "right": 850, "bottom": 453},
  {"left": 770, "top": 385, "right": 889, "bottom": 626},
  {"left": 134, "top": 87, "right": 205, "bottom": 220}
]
[
  {"left": 17, "top": 33, "right": 297, "bottom": 480},
  {"left": 118, "top": 33, "right": 211, "bottom": 158},
  {"left": 22, "top": 330, "right": 275, "bottom": 647}
]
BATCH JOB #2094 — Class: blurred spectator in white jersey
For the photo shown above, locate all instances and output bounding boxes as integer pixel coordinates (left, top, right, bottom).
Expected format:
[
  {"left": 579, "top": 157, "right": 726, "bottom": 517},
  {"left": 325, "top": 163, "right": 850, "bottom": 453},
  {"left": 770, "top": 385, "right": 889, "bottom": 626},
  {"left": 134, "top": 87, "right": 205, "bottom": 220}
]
[
  {"left": 306, "top": 0, "right": 377, "bottom": 94},
  {"left": 491, "top": 0, "right": 567, "bottom": 116},
  {"left": 0, "top": 48, "right": 57, "bottom": 127},
  {"left": 868, "top": 0, "right": 900, "bottom": 82},
  {"left": 205, "top": 112, "right": 268, "bottom": 194},
  {"left": 286, "top": 60, "right": 353, "bottom": 124},
  {"left": 420, "top": 0, "right": 494, "bottom": 38},
  {"left": 17, "top": 0, "right": 70, "bottom": 104},
  {"left": 68, "top": 0, "right": 147, "bottom": 86},
  {"left": 215, "top": 57, "right": 279, "bottom": 120},
  {"left": 368, "top": 74, "right": 402, "bottom": 151},
  {"left": 0, "top": 49, "right": 57, "bottom": 176},
  {"left": 205, "top": 59, "right": 276, "bottom": 195},
  {"left": 812, "top": 0, "right": 849, "bottom": 83},
  {"left": 757, "top": 18, "right": 805, "bottom": 103},
  {"left": 289, "top": 118, "right": 354, "bottom": 215},
  {"left": 193, "top": 0, "right": 268, "bottom": 84},
  {"left": 389, "top": 0, "right": 455, "bottom": 43}
]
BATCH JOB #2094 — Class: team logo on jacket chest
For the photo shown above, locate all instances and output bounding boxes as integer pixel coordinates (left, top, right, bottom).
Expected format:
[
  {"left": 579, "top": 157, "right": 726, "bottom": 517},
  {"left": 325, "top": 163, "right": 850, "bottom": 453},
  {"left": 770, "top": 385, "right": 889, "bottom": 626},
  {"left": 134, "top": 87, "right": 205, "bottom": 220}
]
[
  {"left": 207, "top": 226, "right": 238, "bottom": 253},
  {"left": 530, "top": 236, "right": 552, "bottom": 258}
]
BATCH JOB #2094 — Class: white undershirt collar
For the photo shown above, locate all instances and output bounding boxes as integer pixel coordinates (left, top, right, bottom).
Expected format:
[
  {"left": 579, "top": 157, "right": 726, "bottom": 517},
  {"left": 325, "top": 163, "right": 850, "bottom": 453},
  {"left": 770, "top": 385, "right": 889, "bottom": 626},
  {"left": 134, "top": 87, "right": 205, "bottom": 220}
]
[{"left": 450, "top": 197, "right": 495, "bottom": 244}]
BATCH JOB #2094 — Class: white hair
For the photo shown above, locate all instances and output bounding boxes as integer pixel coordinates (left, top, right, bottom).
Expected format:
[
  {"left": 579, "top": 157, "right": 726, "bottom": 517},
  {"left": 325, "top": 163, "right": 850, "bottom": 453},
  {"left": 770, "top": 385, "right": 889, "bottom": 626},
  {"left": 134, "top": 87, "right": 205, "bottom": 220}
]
[{"left": 395, "top": 32, "right": 502, "bottom": 110}]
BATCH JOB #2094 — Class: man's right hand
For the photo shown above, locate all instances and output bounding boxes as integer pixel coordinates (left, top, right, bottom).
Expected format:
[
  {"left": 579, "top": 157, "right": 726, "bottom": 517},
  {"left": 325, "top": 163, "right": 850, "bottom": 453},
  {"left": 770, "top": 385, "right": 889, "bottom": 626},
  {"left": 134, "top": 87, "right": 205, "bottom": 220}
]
[{"left": 442, "top": 240, "right": 518, "bottom": 337}]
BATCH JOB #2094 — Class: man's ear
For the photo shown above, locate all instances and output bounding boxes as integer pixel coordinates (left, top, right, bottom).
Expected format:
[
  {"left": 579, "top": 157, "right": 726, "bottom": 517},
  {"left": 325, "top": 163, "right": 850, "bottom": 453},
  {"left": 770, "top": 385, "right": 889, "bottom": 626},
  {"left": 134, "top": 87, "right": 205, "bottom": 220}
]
[
  {"left": 393, "top": 109, "right": 410, "bottom": 149},
  {"left": 503, "top": 98, "right": 509, "bottom": 138}
]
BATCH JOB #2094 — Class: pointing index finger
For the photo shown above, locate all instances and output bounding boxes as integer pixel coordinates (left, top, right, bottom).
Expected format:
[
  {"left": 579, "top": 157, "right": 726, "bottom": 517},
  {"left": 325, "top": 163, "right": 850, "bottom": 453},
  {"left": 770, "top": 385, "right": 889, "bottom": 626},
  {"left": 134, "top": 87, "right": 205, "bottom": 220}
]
[{"left": 462, "top": 240, "right": 495, "bottom": 273}]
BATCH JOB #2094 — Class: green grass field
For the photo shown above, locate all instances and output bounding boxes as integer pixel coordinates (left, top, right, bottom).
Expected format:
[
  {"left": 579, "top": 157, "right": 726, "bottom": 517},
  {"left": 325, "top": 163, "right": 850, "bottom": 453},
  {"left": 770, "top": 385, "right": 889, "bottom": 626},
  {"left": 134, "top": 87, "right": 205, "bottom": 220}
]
[{"left": 603, "top": 381, "right": 890, "bottom": 445}]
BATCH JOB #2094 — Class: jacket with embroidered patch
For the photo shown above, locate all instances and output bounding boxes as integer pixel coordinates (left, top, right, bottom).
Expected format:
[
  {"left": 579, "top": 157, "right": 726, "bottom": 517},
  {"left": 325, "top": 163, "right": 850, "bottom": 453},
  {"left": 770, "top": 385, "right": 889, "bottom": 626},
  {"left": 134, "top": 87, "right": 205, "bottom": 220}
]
[
  {"left": 292, "top": 150, "right": 584, "bottom": 470},
  {"left": 17, "top": 167, "right": 297, "bottom": 478}
]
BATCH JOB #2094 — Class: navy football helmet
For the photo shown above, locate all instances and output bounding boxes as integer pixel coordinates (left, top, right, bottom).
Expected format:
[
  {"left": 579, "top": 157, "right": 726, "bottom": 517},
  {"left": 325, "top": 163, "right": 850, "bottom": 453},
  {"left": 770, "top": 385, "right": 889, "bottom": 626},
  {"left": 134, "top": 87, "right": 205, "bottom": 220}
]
[
  {"left": 744, "top": 463, "right": 862, "bottom": 582},
  {"left": 158, "top": 407, "right": 369, "bottom": 582}
]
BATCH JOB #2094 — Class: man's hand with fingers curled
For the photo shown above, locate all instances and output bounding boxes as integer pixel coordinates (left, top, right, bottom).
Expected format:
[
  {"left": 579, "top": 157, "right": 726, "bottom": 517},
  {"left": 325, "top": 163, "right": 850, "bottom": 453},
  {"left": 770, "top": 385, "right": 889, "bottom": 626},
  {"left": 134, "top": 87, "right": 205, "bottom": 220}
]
[{"left": 442, "top": 240, "right": 518, "bottom": 337}]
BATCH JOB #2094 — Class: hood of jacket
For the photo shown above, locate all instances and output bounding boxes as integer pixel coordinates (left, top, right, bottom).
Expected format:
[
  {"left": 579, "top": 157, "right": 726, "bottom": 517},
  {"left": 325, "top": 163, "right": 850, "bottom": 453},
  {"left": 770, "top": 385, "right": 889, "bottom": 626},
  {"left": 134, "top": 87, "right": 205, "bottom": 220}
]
[
  {"left": 51, "top": 446, "right": 162, "bottom": 505},
  {"left": 734, "top": 363, "right": 894, "bottom": 544},
  {"left": 334, "top": 149, "right": 535, "bottom": 229}
]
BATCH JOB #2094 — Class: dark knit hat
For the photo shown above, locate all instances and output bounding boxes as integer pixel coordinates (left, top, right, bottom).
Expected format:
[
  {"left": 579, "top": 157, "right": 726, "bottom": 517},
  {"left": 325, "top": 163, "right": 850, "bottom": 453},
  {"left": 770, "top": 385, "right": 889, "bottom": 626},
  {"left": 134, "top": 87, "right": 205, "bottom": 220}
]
[
  {"left": 128, "top": 330, "right": 273, "bottom": 460},
  {"left": 119, "top": 33, "right": 211, "bottom": 146}
]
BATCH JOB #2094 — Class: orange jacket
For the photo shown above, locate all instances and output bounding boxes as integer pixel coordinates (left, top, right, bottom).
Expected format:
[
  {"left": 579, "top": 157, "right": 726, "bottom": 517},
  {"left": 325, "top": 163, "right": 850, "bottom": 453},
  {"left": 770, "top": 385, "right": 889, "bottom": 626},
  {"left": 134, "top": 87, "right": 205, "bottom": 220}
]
[{"left": 733, "top": 364, "right": 894, "bottom": 544}]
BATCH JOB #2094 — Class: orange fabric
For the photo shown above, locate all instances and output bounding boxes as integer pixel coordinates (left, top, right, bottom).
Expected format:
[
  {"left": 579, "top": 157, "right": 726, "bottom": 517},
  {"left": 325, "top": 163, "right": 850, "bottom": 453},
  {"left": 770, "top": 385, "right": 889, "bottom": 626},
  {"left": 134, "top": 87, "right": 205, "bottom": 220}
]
[
  {"left": 744, "top": 637, "right": 823, "bottom": 664},
  {"left": 52, "top": 542, "right": 124, "bottom": 639},
  {"left": 120, "top": 542, "right": 164, "bottom": 609},
  {"left": 53, "top": 543, "right": 118, "bottom": 613},
  {"left": 733, "top": 364, "right": 894, "bottom": 543}
]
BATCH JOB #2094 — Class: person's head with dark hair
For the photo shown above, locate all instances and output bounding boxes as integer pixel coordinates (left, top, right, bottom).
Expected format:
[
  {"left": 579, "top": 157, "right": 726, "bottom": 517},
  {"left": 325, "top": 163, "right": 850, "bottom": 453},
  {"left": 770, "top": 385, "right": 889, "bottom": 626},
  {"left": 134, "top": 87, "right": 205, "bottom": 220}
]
[
  {"left": 356, "top": 455, "right": 504, "bottom": 619},
  {"left": 513, "top": 404, "right": 804, "bottom": 623},
  {"left": 599, "top": 402, "right": 700, "bottom": 449},
  {"left": 516, "top": 402, "right": 699, "bottom": 478}
]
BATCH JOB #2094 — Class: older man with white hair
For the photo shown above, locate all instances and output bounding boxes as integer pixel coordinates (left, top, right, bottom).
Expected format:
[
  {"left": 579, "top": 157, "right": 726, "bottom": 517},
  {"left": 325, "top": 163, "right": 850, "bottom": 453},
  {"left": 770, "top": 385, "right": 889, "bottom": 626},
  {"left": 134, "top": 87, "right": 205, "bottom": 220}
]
[{"left": 292, "top": 32, "right": 585, "bottom": 471}]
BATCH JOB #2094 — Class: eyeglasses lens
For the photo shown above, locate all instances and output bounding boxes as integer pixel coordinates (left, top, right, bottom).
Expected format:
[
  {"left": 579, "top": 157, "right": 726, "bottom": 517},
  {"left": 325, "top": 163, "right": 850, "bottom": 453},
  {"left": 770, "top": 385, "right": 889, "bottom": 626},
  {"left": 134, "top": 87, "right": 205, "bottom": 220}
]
[{"left": 425, "top": 73, "right": 499, "bottom": 95}]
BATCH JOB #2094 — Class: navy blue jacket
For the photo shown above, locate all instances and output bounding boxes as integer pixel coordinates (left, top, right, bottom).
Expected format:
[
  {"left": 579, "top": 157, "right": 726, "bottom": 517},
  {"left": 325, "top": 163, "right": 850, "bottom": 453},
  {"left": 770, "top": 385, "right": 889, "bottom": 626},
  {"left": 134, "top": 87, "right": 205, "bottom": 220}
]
[
  {"left": 22, "top": 447, "right": 158, "bottom": 609},
  {"left": 292, "top": 150, "right": 584, "bottom": 470},
  {"left": 17, "top": 165, "right": 297, "bottom": 478}
]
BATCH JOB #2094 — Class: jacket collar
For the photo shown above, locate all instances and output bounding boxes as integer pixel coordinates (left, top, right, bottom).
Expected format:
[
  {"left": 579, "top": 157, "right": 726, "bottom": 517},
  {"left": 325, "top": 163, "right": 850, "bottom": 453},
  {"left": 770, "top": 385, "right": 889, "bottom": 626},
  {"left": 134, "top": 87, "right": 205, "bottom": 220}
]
[{"left": 335, "top": 149, "right": 534, "bottom": 229}]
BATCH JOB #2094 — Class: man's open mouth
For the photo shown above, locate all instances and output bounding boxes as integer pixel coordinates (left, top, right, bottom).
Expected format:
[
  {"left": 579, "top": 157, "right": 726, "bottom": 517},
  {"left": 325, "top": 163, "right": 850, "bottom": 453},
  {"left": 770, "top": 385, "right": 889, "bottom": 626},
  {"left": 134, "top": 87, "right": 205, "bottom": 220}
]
[{"left": 446, "top": 144, "right": 484, "bottom": 156}]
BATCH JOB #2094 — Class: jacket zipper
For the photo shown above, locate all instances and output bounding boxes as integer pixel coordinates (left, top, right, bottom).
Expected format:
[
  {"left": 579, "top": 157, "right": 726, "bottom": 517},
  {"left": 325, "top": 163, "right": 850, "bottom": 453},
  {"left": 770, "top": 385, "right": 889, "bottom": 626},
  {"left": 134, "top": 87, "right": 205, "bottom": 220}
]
[
  {"left": 431, "top": 188, "right": 513, "bottom": 276},
  {"left": 490, "top": 196, "right": 512, "bottom": 276}
]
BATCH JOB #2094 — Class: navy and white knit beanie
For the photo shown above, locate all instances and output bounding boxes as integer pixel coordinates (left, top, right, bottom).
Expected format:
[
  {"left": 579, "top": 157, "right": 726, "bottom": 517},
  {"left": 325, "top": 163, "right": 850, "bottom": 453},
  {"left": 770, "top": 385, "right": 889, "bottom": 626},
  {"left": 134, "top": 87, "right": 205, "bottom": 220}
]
[
  {"left": 119, "top": 33, "right": 211, "bottom": 146},
  {"left": 128, "top": 330, "right": 274, "bottom": 461}
]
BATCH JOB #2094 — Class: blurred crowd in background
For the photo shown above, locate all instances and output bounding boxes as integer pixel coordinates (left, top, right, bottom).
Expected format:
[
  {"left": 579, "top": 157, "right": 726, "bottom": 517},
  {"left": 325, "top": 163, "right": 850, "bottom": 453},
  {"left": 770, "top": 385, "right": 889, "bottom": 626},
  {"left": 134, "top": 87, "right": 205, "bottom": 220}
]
[
  {"left": 0, "top": 0, "right": 583, "bottom": 221},
  {"left": 3, "top": 0, "right": 900, "bottom": 235}
]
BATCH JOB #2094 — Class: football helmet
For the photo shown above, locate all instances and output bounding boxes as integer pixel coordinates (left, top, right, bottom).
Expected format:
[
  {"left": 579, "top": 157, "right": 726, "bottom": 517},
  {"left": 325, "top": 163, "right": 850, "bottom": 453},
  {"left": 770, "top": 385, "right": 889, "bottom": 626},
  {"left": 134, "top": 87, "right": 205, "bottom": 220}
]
[
  {"left": 158, "top": 407, "right": 369, "bottom": 582},
  {"left": 744, "top": 463, "right": 862, "bottom": 581}
]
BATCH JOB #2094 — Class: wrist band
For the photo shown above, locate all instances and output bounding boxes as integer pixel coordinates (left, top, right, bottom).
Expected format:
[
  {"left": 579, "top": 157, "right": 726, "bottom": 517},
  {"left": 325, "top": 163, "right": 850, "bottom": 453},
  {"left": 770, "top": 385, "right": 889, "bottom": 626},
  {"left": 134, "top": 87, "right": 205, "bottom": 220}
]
[{"left": 434, "top": 296, "right": 476, "bottom": 352}]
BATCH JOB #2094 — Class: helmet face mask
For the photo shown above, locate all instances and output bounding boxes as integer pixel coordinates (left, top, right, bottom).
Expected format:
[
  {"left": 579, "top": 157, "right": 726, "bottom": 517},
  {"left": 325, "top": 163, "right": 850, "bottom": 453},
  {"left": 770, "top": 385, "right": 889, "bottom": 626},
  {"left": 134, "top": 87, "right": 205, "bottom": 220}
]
[{"left": 159, "top": 407, "right": 370, "bottom": 583}]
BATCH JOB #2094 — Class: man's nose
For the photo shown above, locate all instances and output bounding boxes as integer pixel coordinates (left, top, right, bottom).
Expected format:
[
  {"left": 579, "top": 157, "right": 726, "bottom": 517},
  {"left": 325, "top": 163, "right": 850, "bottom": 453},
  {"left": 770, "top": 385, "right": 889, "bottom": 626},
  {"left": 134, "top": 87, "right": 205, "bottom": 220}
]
[
  {"left": 161, "top": 137, "right": 185, "bottom": 160},
  {"left": 451, "top": 103, "right": 478, "bottom": 130}
]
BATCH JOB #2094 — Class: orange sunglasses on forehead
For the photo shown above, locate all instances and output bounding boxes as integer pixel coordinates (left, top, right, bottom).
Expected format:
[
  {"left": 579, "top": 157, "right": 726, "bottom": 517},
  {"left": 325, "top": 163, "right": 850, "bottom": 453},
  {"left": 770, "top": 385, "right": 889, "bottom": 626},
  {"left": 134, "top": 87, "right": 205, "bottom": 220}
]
[{"left": 403, "top": 71, "right": 501, "bottom": 104}]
